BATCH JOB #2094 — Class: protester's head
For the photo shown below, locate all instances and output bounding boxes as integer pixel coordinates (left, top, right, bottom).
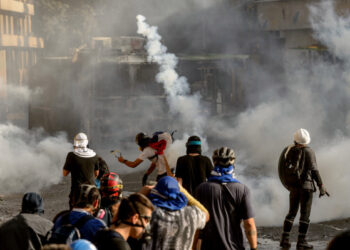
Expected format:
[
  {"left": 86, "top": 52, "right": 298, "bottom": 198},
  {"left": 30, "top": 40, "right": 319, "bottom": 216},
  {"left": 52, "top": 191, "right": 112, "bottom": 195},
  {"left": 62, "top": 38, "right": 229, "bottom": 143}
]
[
  {"left": 21, "top": 192, "right": 44, "bottom": 215},
  {"left": 116, "top": 193, "right": 154, "bottom": 239},
  {"left": 70, "top": 239, "right": 97, "bottom": 250},
  {"left": 148, "top": 176, "right": 188, "bottom": 211},
  {"left": 100, "top": 172, "right": 123, "bottom": 207},
  {"left": 212, "top": 147, "right": 235, "bottom": 167},
  {"left": 72, "top": 184, "right": 100, "bottom": 212},
  {"left": 186, "top": 135, "right": 202, "bottom": 154},
  {"left": 135, "top": 132, "right": 150, "bottom": 150},
  {"left": 73, "top": 133, "right": 88, "bottom": 148},
  {"left": 327, "top": 230, "right": 350, "bottom": 250},
  {"left": 293, "top": 128, "right": 311, "bottom": 145}
]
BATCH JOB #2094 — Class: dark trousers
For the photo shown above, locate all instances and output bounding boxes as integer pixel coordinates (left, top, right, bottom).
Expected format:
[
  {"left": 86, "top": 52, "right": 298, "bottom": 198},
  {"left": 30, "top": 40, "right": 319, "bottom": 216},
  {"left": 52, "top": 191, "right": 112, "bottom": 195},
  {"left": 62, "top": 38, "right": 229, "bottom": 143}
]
[{"left": 286, "top": 188, "right": 313, "bottom": 224}]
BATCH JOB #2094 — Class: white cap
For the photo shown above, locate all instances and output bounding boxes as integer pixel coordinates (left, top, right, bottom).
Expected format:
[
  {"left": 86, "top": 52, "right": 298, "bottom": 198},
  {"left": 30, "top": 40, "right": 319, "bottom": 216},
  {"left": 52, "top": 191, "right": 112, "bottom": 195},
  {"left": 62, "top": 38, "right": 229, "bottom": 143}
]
[
  {"left": 293, "top": 128, "right": 311, "bottom": 145},
  {"left": 74, "top": 132, "right": 88, "bottom": 148}
]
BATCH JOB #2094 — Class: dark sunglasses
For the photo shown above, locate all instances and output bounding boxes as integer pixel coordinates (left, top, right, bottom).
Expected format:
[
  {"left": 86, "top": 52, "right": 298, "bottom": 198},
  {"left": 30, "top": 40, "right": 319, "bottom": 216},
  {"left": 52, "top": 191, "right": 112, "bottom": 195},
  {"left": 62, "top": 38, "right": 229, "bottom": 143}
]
[{"left": 140, "top": 215, "right": 151, "bottom": 223}]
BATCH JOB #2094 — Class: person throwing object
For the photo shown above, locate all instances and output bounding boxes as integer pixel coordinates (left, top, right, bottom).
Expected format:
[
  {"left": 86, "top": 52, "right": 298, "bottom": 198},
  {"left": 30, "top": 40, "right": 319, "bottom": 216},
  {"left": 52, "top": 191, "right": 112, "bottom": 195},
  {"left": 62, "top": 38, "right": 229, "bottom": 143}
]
[{"left": 118, "top": 132, "right": 173, "bottom": 185}]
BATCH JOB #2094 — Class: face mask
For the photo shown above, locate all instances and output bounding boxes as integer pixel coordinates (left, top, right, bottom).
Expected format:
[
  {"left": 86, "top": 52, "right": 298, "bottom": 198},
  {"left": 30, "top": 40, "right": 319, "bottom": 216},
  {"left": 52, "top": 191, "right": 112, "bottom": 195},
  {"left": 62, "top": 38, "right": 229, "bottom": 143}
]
[
  {"left": 139, "top": 222, "right": 152, "bottom": 243},
  {"left": 127, "top": 199, "right": 152, "bottom": 243},
  {"left": 120, "top": 220, "right": 152, "bottom": 243}
]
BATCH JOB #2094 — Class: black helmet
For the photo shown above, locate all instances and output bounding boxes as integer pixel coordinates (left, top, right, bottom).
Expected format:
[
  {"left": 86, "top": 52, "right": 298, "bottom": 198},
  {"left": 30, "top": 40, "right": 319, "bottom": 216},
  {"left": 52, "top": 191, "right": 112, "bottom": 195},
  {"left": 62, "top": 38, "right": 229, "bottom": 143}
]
[{"left": 212, "top": 147, "right": 235, "bottom": 167}]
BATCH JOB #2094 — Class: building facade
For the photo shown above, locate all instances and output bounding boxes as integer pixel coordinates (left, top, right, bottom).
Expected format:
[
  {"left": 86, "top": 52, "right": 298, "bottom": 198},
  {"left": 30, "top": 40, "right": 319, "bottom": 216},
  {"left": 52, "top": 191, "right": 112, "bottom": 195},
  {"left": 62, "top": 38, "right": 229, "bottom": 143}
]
[{"left": 0, "top": 0, "right": 43, "bottom": 124}]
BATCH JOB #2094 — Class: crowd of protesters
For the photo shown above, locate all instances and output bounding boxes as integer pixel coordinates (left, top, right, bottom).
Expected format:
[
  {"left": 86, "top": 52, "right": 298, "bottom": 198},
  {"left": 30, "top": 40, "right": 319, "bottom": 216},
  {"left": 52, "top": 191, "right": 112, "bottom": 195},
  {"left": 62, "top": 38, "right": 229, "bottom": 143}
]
[{"left": 0, "top": 130, "right": 343, "bottom": 250}]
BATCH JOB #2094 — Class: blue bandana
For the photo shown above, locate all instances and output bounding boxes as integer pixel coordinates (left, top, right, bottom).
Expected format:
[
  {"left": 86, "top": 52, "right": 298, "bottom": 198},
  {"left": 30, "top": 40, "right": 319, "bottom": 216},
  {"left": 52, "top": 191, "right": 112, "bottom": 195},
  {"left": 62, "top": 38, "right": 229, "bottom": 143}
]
[
  {"left": 187, "top": 141, "right": 201, "bottom": 146},
  {"left": 149, "top": 176, "right": 188, "bottom": 211},
  {"left": 208, "top": 165, "right": 240, "bottom": 183}
]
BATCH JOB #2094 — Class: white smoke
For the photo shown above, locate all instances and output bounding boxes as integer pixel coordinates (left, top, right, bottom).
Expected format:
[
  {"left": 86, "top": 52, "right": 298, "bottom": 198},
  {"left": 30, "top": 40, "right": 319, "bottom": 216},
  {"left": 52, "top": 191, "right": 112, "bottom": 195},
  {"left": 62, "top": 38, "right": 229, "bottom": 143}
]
[
  {"left": 208, "top": 0, "right": 350, "bottom": 225},
  {"left": 136, "top": 15, "right": 206, "bottom": 135},
  {"left": 0, "top": 84, "right": 71, "bottom": 194},
  {"left": 136, "top": 15, "right": 209, "bottom": 166},
  {"left": 136, "top": 3, "right": 350, "bottom": 226},
  {"left": 0, "top": 124, "right": 71, "bottom": 194},
  {"left": 306, "top": 0, "right": 350, "bottom": 222}
]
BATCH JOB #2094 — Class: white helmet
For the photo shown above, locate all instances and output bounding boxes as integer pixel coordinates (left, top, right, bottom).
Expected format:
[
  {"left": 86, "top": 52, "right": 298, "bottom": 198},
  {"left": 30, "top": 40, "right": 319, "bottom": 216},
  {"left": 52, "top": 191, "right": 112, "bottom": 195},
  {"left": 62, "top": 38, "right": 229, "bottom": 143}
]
[
  {"left": 212, "top": 147, "right": 235, "bottom": 166},
  {"left": 74, "top": 132, "right": 89, "bottom": 148},
  {"left": 293, "top": 128, "right": 311, "bottom": 145}
]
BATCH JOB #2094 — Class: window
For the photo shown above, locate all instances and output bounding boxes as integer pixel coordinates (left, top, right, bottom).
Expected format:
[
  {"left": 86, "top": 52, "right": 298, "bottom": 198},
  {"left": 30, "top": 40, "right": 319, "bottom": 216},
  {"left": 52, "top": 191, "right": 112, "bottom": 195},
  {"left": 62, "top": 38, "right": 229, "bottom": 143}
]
[
  {"left": 10, "top": 16, "right": 14, "bottom": 34},
  {"left": 5, "top": 15, "right": 9, "bottom": 34},
  {"left": 0, "top": 15, "right": 4, "bottom": 34},
  {"left": 14, "top": 17, "right": 20, "bottom": 35}
]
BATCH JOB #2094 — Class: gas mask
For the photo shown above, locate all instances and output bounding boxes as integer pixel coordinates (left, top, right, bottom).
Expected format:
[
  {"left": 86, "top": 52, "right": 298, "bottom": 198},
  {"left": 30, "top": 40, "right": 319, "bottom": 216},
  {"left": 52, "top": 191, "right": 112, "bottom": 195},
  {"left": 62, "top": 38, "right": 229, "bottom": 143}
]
[
  {"left": 121, "top": 218, "right": 152, "bottom": 243},
  {"left": 139, "top": 219, "right": 152, "bottom": 243},
  {"left": 122, "top": 199, "right": 152, "bottom": 244}
]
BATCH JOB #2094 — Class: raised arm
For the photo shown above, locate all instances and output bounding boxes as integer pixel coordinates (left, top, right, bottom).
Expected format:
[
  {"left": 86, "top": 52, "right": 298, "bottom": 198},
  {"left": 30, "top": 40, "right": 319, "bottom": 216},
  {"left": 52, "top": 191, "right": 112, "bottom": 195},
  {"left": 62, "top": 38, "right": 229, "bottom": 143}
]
[
  {"left": 179, "top": 184, "right": 209, "bottom": 222},
  {"left": 118, "top": 156, "right": 143, "bottom": 168}
]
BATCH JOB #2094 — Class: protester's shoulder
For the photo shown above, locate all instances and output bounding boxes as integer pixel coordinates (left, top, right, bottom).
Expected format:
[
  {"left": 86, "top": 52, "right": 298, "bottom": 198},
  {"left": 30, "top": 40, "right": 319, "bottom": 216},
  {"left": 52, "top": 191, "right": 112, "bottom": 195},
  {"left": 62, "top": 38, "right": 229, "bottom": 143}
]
[
  {"left": 66, "top": 151, "right": 76, "bottom": 158},
  {"left": 95, "top": 229, "right": 130, "bottom": 250},
  {"left": 303, "top": 146, "right": 315, "bottom": 155},
  {"left": 110, "top": 235, "right": 131, "bottom": 250},
  {"left": 185, "top": 206, "right": 206, "bottom": 227},
  {"left": 84, "top": 216, "right": 106, "bottom": 229},
  {"left": 200, "top": 155, "right": 212, "bottom": 161},
  {"left": 227, "top": 182, "right": 251, "bottom": 194},
  {"left": 21, "top": 213, "right": 53, "bottom": 235},
  {"left": 64, "top": 152, "right": 75, "bottom": 162},
  {"left": 197, "top": 180, "right": 220, "bottom": 190},
  {"left": 69, "top": 210, "right": 105, "bottom": 226},
  {"left": 0, "top": 215, "right": 18, "bottom": 230},
  {"left": 177, "top": 155, "right": 188, "bottom": 161},
  {"left": 21, "top": 213, "right": 53, "bottom": 227}
]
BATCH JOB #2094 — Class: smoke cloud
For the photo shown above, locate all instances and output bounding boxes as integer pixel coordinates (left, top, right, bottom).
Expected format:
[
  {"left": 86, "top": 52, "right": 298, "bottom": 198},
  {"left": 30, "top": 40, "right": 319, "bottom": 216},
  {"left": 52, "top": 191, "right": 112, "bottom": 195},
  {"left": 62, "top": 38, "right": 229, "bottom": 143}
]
[
  {"left": 136, "top": 15, "right": 209, "bottom": 166},
  {"left": 0, "top": 84, "right": 71, "bottom": 194},
  {"left": 203, "top": 0, "right": 350, "bottom": 225},
  {"left": 2, "top": 0, "right": 348, "bottom": 227},
  {"left": 136, "top": 15, "right": 206, "bottom": 135},
  {"left": 134, "top": 0, "right": 350, "bottom": 226},
  {"left": 0, "top": 125, "right": 71, "bottom": 194}
]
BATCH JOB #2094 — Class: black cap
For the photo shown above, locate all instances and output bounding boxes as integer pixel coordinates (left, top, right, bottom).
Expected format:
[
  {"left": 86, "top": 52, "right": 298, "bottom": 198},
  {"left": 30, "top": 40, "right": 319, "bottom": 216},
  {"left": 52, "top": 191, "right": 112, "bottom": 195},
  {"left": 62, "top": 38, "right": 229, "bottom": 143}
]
[
  {"left": 186, "top": 135, "right": 202, "bottom": 154},
  {"left": 21, "top": 192, "right": 44, "bottom": 215}
]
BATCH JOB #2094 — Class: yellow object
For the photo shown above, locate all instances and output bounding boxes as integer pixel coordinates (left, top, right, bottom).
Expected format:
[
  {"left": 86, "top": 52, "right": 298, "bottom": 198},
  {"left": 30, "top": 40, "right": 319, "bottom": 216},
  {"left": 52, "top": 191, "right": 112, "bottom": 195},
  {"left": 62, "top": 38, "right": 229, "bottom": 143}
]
[{"left": 179, "top": 184, "right": 208, "bottom": 215}]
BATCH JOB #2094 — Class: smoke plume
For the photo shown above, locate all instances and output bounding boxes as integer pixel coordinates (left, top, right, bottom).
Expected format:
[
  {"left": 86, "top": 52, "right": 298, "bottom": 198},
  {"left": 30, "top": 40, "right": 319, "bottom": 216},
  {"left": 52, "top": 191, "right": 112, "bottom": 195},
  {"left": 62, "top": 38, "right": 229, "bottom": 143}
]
[
  {"left": 135, "top": 1, "right": 350, "bottom": 226},
  {"left": 136, "top": 15, "right": 209, "bottom": 166},
  {"left": 0, "top": 84, "right": 71, "bottom": 194},
  {"left": 205, "top": 0, "right": 350, "bottom": 225},
  {"left": 136, "top": 15, "right": 206, "bottom": 135}
]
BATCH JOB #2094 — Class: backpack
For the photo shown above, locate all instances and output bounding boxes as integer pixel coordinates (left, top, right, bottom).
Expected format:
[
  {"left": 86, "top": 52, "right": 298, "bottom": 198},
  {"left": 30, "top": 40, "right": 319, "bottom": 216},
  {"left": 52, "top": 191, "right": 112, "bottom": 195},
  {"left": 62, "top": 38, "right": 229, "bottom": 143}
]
[
  {"left": 46, "top": 212, "right": 94, "bottom": 245},
  {"left": 278, "top": 145, "right": 306, "bottom": 190}
]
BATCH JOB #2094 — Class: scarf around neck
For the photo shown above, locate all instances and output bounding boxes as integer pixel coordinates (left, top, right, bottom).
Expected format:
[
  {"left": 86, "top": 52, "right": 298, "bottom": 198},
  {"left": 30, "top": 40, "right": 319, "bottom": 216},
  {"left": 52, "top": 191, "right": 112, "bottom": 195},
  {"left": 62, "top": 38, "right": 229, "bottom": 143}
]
[
  {"left": 73, "top": 147, "right": 96, "bottom": 158},
  {"left": 149, "top": 176, "right": 188, "bottom": 211},
  {"left": 208, "top": 165, "right": 240, "bottom": 183}
]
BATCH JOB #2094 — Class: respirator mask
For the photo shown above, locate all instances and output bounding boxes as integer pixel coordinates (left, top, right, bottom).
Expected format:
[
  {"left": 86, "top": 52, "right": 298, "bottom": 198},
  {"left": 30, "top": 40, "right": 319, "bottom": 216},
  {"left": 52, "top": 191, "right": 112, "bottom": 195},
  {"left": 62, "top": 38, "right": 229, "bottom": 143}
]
[{"left": 126, "top": 200, "right": 152, "bottom": 244}]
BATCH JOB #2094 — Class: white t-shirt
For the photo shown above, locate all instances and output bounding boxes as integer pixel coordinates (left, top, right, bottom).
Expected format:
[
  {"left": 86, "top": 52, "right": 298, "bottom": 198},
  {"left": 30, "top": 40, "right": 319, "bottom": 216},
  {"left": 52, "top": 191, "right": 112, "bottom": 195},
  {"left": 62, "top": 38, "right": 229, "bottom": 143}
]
[{"left": 137, "top": 132, "right": 172, "bottom": 175}]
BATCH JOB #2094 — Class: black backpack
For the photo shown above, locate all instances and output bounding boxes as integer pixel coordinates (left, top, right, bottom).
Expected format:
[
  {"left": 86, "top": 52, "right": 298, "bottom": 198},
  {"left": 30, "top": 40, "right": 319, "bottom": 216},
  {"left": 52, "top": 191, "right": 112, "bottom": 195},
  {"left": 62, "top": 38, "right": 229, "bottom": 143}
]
[
  {"left": 278, "top": 145, "right": 306, "bottom": 190},
  {"left": 46, "top": 212, "right": 94, "bottom": 245}
]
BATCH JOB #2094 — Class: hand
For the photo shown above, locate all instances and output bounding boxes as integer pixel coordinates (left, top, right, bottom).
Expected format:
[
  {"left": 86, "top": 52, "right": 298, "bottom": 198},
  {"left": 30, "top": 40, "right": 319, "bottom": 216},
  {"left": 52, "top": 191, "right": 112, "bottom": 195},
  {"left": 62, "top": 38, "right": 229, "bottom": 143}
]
[
  {"left": 138, "top": 185, "right": 154, "bottom": 196},
  {"left": 118, "top": 156, "right": 125, "bottom": 163},
  {"left": 319, "top": 185, "right": 330, "bottom": 198},
  {"left": 142, "top": 173, "right": 149, "bottom": 186}
]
